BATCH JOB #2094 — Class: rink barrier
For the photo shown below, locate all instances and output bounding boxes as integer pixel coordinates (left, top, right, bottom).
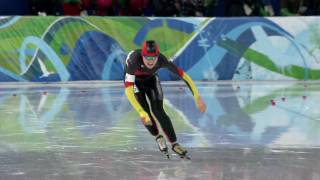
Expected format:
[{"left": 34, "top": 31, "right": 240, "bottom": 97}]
[{"left": 0, "top": 16, "right": 320, "bottom": 82}]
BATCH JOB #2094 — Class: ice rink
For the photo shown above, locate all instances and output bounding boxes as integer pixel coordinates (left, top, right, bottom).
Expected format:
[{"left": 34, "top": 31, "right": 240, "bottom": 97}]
[{"left": 0, "top": 81, "right": 320, "bottom": 180}]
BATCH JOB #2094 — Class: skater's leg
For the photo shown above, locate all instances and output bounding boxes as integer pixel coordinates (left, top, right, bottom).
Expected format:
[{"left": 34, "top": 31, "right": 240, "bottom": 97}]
[
  {"left": 135, "top": 81, "right": 169, "bottom": 157},
  {"left": 171, "top": 142, "right": 188, "bottom": 157},
  {"left": 144, "top": 75, "right": 177, "bottom": 143},
  {"left": 149, "top": 99, "right": 177, "bottom": 143},
  {"left": 134, "top": 85, "right": 159, "bottom": 136}
]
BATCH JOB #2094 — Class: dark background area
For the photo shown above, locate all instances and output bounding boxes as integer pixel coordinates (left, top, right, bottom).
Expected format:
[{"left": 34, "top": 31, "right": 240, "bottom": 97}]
[{"left": 0, "top": 0, "right": 319, "bottom": 17}]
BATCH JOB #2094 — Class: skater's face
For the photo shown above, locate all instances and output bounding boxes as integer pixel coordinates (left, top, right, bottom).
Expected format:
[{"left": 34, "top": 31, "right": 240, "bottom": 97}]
[{"left": 142, "top": 55, "right": 158, "bottom": 69}]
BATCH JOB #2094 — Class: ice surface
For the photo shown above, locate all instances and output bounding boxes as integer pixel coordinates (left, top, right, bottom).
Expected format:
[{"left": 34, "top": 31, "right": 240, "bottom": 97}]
[{"left": 0, "top": 81, "right": 319, "bottom": 179}]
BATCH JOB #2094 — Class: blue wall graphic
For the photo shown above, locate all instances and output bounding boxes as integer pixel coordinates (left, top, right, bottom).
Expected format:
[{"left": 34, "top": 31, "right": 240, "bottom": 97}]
[{"left": 0, "top": 16, "right": 320, "bottom": 82}]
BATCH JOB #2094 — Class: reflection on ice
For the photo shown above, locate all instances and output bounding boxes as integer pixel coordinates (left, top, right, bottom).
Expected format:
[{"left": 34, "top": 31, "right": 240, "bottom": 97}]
[
  {"left": 1, "top": 148, "right": 319, "bottom": 180},
  {"left": 1, "top": 81, "right": 320, "bottom": 151},
  {"left": 0, "top": 81, "right": 320, "bottom": 179}
]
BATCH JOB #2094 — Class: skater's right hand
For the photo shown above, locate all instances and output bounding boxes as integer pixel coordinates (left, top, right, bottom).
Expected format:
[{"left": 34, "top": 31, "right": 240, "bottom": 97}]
[
  {"left": 139, "top": 111, "right": 152, "bottom": 126},
  {"left": 196, "top": 96, "right": 206, "bottom": 113}
]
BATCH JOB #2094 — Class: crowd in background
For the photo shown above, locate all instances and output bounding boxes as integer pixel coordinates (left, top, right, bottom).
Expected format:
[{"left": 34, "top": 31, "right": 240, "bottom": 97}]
[{"left": 0, "top": 0, "right": 319, "bottom": 17}]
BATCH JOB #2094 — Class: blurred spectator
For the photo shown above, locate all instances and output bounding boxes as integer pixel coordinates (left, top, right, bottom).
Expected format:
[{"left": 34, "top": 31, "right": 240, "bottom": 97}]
[
  {"left": 151, "top": 0, "right": 181, "bottom": 16},
  {"left": 243, "top": 0, "right": 267, "bottom": 16},
  {"left": 32, "top": 0, "right": 65, "bottom": 16},
  {"left": 280, "top": 0, "right": 305, "bottom": 15},
  {"left": 63, "top": 0, "right": 81, "bottom": 16},
  {"left": 243, "top": 0, "right": 262, "bottom": 16},
  {"left": 268, "top": 0, "right": 281, "bottom": 16},
  {"left": 224, "top": 0, "right": 274, "bottom": 17},
  {"left": 261, "top": 0, "right": 275, "bottom": 16},
  {"left": 280, "top": 0, "right": 319, "bottom": 16},
  {"left": 214, "top": 0, "right": 225, "bottom": 16},
  {"left": 0, "top": 0, "right": 31, "bottom": 15},
  {"left": 2, "top": 0, "right": 320, "bottom": 17},
  {"left": 180, "top": 0, "right": 204, "bottom": 16},
  {"left": 96, "top": 0, "right": 116, "bottom": 16},
  {"left": 303, "top": 0, "right": 320, "bottom": 15},
  {"left": 224, "top": 0, "right": 246, "bottom": 16},
  {"left": 81, "top": 0, "right": 96, "bottom": 15},
  {"left": 128, "top": 0, "right": 150, "bottom": 16},
  {"left": 204, "top": 0, "right": 216, "bottom": 16},
  {"left": 32, "top": 0, "right": 56, "bottom": 15},
  {"left": 117, "top": 0, "right": 129, "bottom": 15}
]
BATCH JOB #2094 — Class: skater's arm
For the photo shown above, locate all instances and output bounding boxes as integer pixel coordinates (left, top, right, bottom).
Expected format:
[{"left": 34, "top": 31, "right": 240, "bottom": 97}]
[
  {"left": 124, "top": 52, "right": 151, "bottom": 125},
  {"left": 162, "top": 57, "right": 200, "bottom": 101},
  {"left": 124, "top": 74, "right": 144, "bottom": 113},
  {"left": 174, "top": 69, "right": 206, "bottom": 113},
  {"left": 124, "top": 74, "right": 151, "bottom": 125},
  {"left": 162, "top": 56, "right": 206, "bottom": 112},
  {"left": 179, "top": 70, "right": 200, "bottom": 101}
]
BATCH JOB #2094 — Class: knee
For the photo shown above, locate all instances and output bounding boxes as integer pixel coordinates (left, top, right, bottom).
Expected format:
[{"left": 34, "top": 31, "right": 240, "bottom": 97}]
[
  {"left": 151, "top": 105, "right": 166, "bottom": 118},
  {"left": 151, "top": 100, "right": 162, "bottom": 110}
]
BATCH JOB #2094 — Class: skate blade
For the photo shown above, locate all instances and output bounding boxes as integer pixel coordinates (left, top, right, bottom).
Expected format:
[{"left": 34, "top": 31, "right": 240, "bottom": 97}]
[
  {"left": 163, "top": 152, "right": 170, "bottom": 159},
  {"left": 166, "top": 154, "right": 170, "bottom": 159},
  {"left": 180, "top": 155, "right": 191, "bottom": 160},
  {"left": 159, "top": 149, "right": 170, "bottom": 159}
]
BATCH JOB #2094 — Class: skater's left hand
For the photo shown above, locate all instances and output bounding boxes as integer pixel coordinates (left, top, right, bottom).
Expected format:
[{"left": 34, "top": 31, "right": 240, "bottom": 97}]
[
  {"left": 196, "top": 96, "right": 206, "bottom": 113},
  {"left": 139, "top": 111, "right": 152, "bottom": 126}
]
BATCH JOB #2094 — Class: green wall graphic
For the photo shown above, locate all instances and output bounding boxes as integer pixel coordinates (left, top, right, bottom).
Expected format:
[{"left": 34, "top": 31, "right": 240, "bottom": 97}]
[{"left": 0, "top": 16, "right": 320, "bottom": 81}]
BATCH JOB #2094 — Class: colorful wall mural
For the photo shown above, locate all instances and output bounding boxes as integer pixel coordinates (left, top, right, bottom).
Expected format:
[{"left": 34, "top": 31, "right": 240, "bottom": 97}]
[{"left": 0, "top": 16, "right": 320, "bottom": 82}]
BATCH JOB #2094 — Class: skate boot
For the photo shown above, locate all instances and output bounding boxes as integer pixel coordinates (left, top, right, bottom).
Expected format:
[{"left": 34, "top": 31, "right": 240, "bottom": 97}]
[
  {"left": 156, "top": 135, "right": 169, "bottom": 159},
  {"left": 172, "top": 143, "right": 190, "bottom": 160}
]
